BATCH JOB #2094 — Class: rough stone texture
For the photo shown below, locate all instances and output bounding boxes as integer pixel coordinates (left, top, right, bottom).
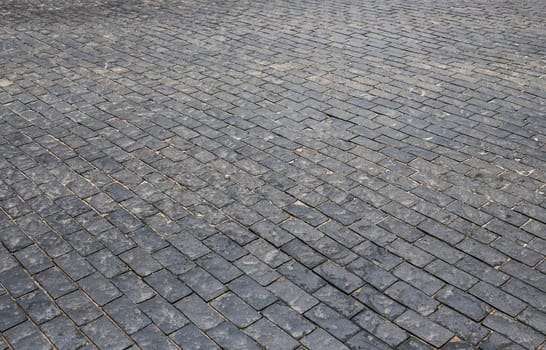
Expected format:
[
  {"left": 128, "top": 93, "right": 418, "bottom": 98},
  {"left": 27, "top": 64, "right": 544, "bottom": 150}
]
[{"left": 0, "top": 0, "right": 545, "bottom": 349}]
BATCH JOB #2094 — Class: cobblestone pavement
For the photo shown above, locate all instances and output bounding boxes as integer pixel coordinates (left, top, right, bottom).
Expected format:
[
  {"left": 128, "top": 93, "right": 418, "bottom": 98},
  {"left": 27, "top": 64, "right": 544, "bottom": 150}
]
[{"left": 0, "top": 0, "right": 545, "bottom": 348}]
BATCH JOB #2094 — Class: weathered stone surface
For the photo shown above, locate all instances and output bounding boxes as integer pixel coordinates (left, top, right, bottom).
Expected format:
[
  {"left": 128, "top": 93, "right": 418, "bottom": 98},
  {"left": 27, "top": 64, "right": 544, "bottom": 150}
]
[{"left": 0, "top": 0, "right": 545, "bottom": 348}]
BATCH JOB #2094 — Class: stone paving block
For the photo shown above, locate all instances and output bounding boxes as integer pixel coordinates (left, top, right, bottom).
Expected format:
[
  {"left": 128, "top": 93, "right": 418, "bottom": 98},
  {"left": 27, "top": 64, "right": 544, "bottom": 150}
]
[
  {"left": 139, "top": 295, "right": 188, "bottom": 334},
  {"left": 0, "top": 226, "right": 32, "bottom": 253},
  {"left": 353, "top": 310, "right": 408, "bottom": 347},
  {"left": 435, "top": 286, "right": 490, "bottom": 322},
  {"left": 397, "top": 337, "right": 434, "bottom": 350},
  {"left": 0, "top": 294, "right": 26, "bottom": 331},
  {"left": 301, "top": 328, "right": 350, "bottom": 350},
  {"left": 87, "top": 249, "right": 128, "bottom": 278},
  {"left": 479, "top": 332, "right": 527, "bottom": 350},
  {"left": 217, "top": 221, "right": 257, "bottom": 246},
  {"left": 245, "top": 317, "right": 300, "bottom": 350},
  {"left": 281, "top": 219, "right": 324, "bottom": 243},
  {"left": 112, "top": 271, "right": 155, "bottom": 304},
  {"left": 57, "top": 290, "right": 102, "bottom": 326},
  {"left": 167, "top": 233, "right": 211, "bottom": 260},
  {"left": 228, "top": 275, "right": 277, "bottom": 310},
  {"left": 501, "top": 278, "right": 546, "bottom": 312},
  {"left": 95, "top": 228, "right": 136, "bottom": 255},
  {"left": 313, "top": 284, "right": 364, "bottom": 318},
  {"left": 170, "top": 324, "right": 220, "bottom": 350},
  {"left": 144, "top": 269, "right": 191, "bottom": 303},
  {"left": 483, "top": 313, "right": 544, "bottom": 350},
  {"left": 207, "top": 321, "right": 261, "bottom": 350},
  {"left": 235, "top": 255, "right": 280, "bottom": 286},
  {"left": 386, "top": 238, "right": 434, "bottom": 267},
  {"left": 278, "top": 260, "right": 324, "bottom": 293},
  {"left": 345, "top": 330, "right": 393, "bottom": 350},
  {"left": 34, "top": 231, "right": 72, "bottom": 258},
  {"left": 0, "top": 266, "right": 38, "bottom": 298},
  {"left": 82, "top": 316, "right": 132, "bottom": 350},
  {"left": 77, "top": 272, "right": 121, "bottom": 306},
  {"left": 395, "top": 310, "right": 454, "bottom": 348},
  {"left": 196, "top": 252, "right": 243, "bottom": 283},
  {"left": 132, "top": 324, "right": 179, "bottom": 350},
  {"left": 268, "top": 278, "right": 319, "bottom": 313},
  {"left": 210, "top": 292, "right": 261, "bottom": 328},
  {"left": 353, "top": 285, "right": 406, "bottom": 320},
  {"left": 129, "top": 227, "right": 169, "bottom": 253},
  {"left": 17, "top": 290, "right": 60, "bottom": 324},
  {"left": 455, "top": 238, "right": 507, "bottom": 267},
  {"left": 352, "top": 240, "right": 402, "bottom": 270},
  {"left": 304, "top": 303, "right": 360, "bottom": 341},
  {"left": 262, "top": 302, "right": 316, "bottom": 338},
  {"left": 455, "top": 255, "right": 509, "bottom": 287},
  {"left": 40, "top": 316, "right": 88, "bottom": 350},
  {"left": 430, "top": 306, "right": 488, "bottom": 345},
  {"left": 54, "top": 252, "right": 95, "bottom": 281},
  {"left": 152, "top": 246, "right": 195, "bottom": 275},
  {"left": 491, "top": 237, "right": 543, "bottom": 267},
  {"left": 245, "top": 238, "right": 291, "bottom": 268},
  {"left": 346, "top": 258, "right": 396, "bottom": 291},
  {"left": 500, "top": 260, "right": 546, "bottom": 292},
  {"left": 64, "top": 230, "right": 103, "bottom": 257},
  {"left": 3, "top": 321, "right": 51, "bottom": 350},
  {"left": 393, "top": 262, "right": 444, "bottom": 296},
  {"left": 350, "top": 221, "right": 396, "bottom": 246},
  {"left": 378, "top": 217, "right": 423, "bottom": 243},
  {"left": 385, "top": 281, "right": 439, "bottom": 316},
  {"left": 425, "top": 259, "right": 478, "bottom": 290},
  {"left": 120, "top": 247, "right": 162, "bottom": 277},
  {"left": 517, "top": 307, "right": 546, "bottom": 334},
  {"left": 104, "top": 296, "right": 151, "bottom": 334},
  {"left": 415, "top": 236, "right": 464, "bottom": 264},
  {"left": 285, "top": 201, "right": 328, "bottom": 227},
  {"left": 469, "top": 281, "right": 527, "bottom": 317},
  {"left": 175, "top": 294, "right": 224, "bottom": 331},
  {"left": 318, "top": 220, "right": 364, "bottom": 248},
  {"left": 14, "top": 244, "right": 52, "bottom": 274},
  {"left": 203, "top": 234, "right": 248, "bottom": 262},
  {"left": 309, "top": 236, "right": 358, "bottom": 265},
  {"left": 179, "top": 267, "right": 226, "bottom": 301},
  {"left": 417, "top": 219, "right": 464, "bottom": 245},
  {"left": 1, "top": 0, "right": 546, "bottom": 348}
]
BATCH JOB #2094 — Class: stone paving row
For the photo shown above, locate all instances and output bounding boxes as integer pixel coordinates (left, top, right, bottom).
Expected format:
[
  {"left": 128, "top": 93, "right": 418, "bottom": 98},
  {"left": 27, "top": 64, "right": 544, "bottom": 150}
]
[{"left": 0, "top": 0, "right": 545, "bottom": 349}]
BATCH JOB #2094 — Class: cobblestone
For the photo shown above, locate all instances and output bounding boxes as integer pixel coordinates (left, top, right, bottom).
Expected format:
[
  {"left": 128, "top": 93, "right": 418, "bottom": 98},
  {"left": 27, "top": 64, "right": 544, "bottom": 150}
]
[{"left": 1, "top": 0, "right": 545, "bottom": 348}]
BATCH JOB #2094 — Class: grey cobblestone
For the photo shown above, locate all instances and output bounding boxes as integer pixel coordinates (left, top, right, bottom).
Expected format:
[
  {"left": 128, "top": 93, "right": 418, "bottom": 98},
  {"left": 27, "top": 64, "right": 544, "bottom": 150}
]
[
  {"left": 139, "top": 295, "right": 188, "bottom": 334},
  {"left": 211, "top": 292, "right": 260, "bottom": 328},
  {"left": 304, "top": 303, "right": 360, "bottom": 341},
  {"left": 82, "top": 316, "right": 132, "bottom": 350},
  {"left": 245, "top": 318, "right": 300, "bottom": 350},
  {"left": 57, "top": 290, "right": 102, "bottom": 326},
  {"left": 1, "top": 0, "right": 545, "bottom": 348},
  {"left": 0, "top": 295, "right": 26, "bottom": 331},
  {"left": 354, "top": 310, "right": 408, "bottom": 347},
  {"left": 170, "top": 324, "right": 220, "bottom": 350}
]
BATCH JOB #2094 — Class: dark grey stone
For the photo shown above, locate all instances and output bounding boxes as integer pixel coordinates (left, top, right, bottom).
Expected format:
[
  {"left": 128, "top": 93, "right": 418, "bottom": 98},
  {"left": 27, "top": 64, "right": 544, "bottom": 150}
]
[
  {"left": 170, "top": 324, "right": 220, "bottom": 350},
  {"left": 17, "top": 290, "right": 60, "bottom": 324},
  {"left": 0, "top": 295, "right": 26, "bottom": 331},
  {"left": 57, "top": 290, "right": 102, "bottom": 326},
  {"left": 210, "top": 292, "right": 260, "bottom": 328},
  {"left": 82, "top": 316, "right": 132, "bottom": 350},
  {"left": 207, "top": 322, "right": 261, "bottom": 350},
  {"left": 40, "top": 316, "right": 88, "bottom": 350},
  {"left": 139, "top": 296, "right": 188, "bottom": 334},
  {"left": 104, "top": 296, "right": 151, "bottom": 334},
  {"left": 245, "top": 318, "right": 300, "bottom": 350},
  {"left": 174, "top": 294, "right": 224, "bottom": 331}
]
